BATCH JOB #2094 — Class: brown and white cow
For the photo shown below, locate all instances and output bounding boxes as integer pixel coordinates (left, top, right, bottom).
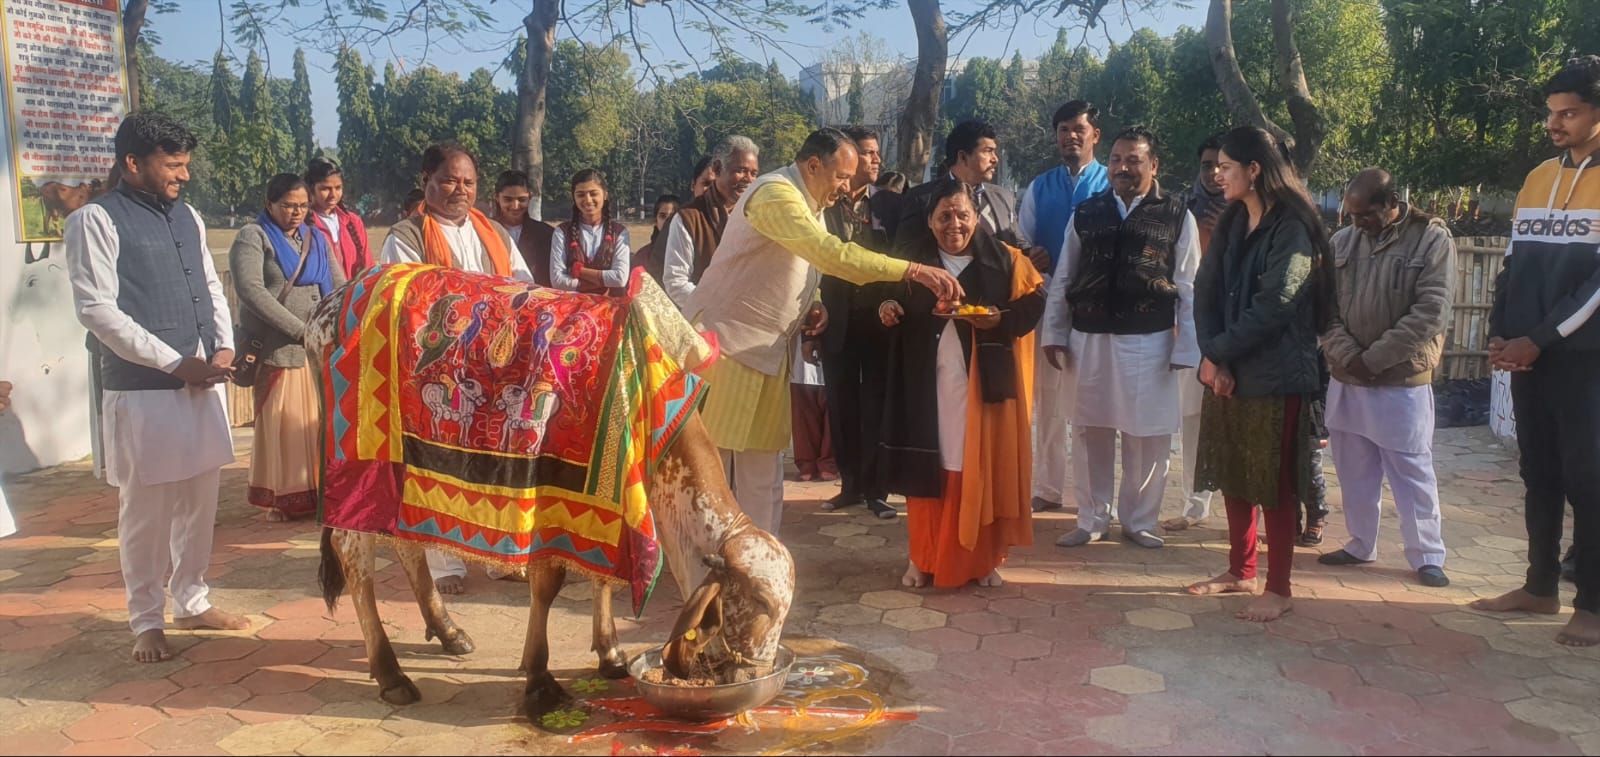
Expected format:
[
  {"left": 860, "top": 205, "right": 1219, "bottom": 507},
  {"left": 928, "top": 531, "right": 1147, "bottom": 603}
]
[{"left": 305, "top": 279, "right": 795, "bottom": 725}]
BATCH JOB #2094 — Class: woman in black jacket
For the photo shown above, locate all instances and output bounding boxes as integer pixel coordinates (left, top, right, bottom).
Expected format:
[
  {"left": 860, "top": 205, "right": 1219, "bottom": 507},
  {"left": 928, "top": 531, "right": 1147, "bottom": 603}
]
[{"left": 1184, "top": 126, "right": 1336, "bottom": 622}]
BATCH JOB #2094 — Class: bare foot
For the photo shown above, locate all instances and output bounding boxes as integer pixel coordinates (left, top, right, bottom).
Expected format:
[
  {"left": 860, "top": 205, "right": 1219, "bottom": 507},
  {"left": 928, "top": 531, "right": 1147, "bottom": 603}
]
[
  {"left": 1557, "top": 610, "right": 1600, "bottom": 647},
  {"left": 132, "top": 629, "right": 171, "bottom": 663},
  {"left": 1469, "top": 588, "right": 1562, "bottom": 615},
  {"left": 174, "top": 607, "right": 250, "bottom": 631},
  {"left": 901, "top": 561, "right": 930, "bottom": 589},
  {"left": 977, "top": 570, "right": 1004, "bottom": 588},
  {"left": 1237, "top": 592, "right": 1292, "bottom": 622},
  {"left": 1186, "top": 572, "right": 1259, "bottom": 596},
  {"left": 265, "top": 509, "right": 289, "bottom": 522},
  {"left": 435, "top": 575, "right": 466, "bottom": 595}
]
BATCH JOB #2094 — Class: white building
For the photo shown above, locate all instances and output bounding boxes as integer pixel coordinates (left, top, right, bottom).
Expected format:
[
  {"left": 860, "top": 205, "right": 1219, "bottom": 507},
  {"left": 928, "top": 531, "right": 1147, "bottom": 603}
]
[{"left": 799, "top": 61, "right": 912, "bottom": 165}]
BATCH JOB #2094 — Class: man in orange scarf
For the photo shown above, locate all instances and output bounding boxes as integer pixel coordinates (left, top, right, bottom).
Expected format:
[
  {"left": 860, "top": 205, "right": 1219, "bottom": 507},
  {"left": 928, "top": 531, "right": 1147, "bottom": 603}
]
[
  {"left": 381, "top": 142, "right": 532, "bottom": 282},
  {"left": 380, "top": 142, "right": 533, "bottom": 593}
]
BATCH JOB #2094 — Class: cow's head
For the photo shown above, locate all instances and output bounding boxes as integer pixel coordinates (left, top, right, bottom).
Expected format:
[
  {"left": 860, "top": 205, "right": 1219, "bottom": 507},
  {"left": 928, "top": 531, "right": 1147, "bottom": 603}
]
[{"left": 663, "top": 530, "right": 793, "bottom": 683}]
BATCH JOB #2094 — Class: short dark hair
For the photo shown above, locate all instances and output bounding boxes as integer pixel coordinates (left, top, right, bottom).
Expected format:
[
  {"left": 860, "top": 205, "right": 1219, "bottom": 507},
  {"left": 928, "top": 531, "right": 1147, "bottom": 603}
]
[
  {"left": 1196, "top": 132, "right": 1224, "bottom": 160},
  {"left": 842, "top": 125, "right": 880, "bottom": 145},
  {"left": 265, "top": 173, "right": 307, "bottom": 205},
  {"left": 924, "top": 180, "right": 975, "bottom": 222},
  {"left": 945, "top": 120, "right": 998, "bottom": 166},
  {"left": 653, "top": 193, "right": 682, "bottom": 212},
  {"left": 796, "top": 128, "right": 857, "bottom": 164},
  {"left": 402, "top": 188, "right": 425, "bottom": 213},
  {"left": 875, "top": 170, "right": 907, "bottom": 193},
  {"left": 496, "top": 169, "right": 532, "bottom": 194},
  {"left": 1112, "top": 125, "right": 1162, "bottom": 161},
  {"left": 1544, "top": 55, "right": 1600, "bottom": 107},
  {"left": 692, "top": 155, "right": 714, "bottom": 178},
  {"left": 114, "top": 112, "right": 198, "bottom": 166},
  {"left": 1344, "top": 167, "right": 1398, "bottom": 208},
  {"left": 304, "top": 156, "right": 342, "bottom": 189},
  {"left": 420, "top": 142, "right": 476, "bottom": 176},
  {"left": 1052, "top": 100, "right": 1100, "bottom": 130}
]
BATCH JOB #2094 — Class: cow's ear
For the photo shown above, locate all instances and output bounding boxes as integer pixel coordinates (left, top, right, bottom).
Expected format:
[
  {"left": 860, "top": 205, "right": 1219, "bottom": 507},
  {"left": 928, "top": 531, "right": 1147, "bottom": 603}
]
[
  {"left": 664, "top": 579, "right": 723, "bottom": 678},
  {"left": 701, "top": 554, "right": 727, "bottom": 572}
]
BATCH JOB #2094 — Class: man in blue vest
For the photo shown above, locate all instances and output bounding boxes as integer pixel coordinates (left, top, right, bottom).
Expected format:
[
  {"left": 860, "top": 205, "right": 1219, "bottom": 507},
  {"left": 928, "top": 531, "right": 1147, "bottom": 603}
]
[
  {"left": 1018, "top": 100, "right": 1109, "bottom": 514},
  {"left": 66, "top": 112, "right": 249, "bottom": 663}
]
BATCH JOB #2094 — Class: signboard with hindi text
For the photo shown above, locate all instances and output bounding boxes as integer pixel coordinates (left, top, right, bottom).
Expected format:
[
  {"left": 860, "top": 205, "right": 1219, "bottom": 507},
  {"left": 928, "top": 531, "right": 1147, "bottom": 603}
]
[{"left": 0, "top": 0, "right": 127, "bottom": 242}]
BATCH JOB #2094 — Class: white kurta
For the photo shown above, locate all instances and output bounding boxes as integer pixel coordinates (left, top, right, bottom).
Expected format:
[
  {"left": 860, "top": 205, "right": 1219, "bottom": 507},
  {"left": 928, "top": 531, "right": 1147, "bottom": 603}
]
[
  {"left": 790, "top": 336, "right": 824, "bottom": 386},
  {"left": 935, "top": 252, "right": 973, "bottom": 472},
  {"left": 0, "top": 485, "right": 15, "bottom": 538},
  {"left": 380, "top": 214, "right": 535, "bottom": 281},
  {"left": 65, "top": 204, "right": 236, "bottom": 488},
  {"left": 549, "top": 223, "right": 632, "bottom": 292},
  {"left": 1040, "top": 193, "right": 1202, "bottom": 437},
  {"left": 1326, "top": 381, "right": 1436, "bottom": 455},
  {"left": 317, "top": 211, "right": 342, "bottom": 244},
  {"left": 661, "top": 216, "right": 699, "bottom": 311}
]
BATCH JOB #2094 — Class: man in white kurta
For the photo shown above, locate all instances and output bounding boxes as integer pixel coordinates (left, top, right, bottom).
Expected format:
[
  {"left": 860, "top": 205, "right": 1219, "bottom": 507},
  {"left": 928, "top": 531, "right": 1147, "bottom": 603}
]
[
  {"left": 380, "top": 145, "right": 533, "bottom": 592},
  {"left": 65, "top": 112, "right": 248, "bottom": 662},
  {"left": 1041, "top": 129, "right": 1201, "bottom": 549}
]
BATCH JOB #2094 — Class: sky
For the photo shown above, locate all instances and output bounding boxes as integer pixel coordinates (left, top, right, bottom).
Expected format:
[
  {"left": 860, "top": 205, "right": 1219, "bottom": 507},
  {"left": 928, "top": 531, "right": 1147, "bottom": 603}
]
[{"left": 151, "top": 0, "right": 1209, "bottom": 146}]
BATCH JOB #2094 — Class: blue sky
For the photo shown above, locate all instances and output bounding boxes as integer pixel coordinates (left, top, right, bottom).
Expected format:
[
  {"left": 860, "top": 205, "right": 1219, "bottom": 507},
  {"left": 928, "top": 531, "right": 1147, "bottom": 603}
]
[{"left": 151, "top": 0, "right": 1207, "bottom": 146}]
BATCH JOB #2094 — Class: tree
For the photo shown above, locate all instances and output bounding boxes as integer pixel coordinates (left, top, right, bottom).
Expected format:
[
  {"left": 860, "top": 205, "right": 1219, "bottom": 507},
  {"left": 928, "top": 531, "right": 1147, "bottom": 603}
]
[
  {"left": 334, "top": 46, "right": 380, "bottom": 211},
  {"left": 1206, "top": 0, "right": 1326, "bottom": 174},
  {"left": 288, "top": 48, "right": 315, "bottom": 163},
  {"left": 238, "top": 50, "right": 271, "bottom": 124},
  {"left": 897, "top": 0, "right": 948, "bottom": 180},
  {"left": 210, "top": 50, "right": 236, "bottom": 135},
  {"left": 514, "top": 0, "right": 560, "bottom": 220},
  {"left": 847, "top": 71, "right": 866, "bottom": 125}
]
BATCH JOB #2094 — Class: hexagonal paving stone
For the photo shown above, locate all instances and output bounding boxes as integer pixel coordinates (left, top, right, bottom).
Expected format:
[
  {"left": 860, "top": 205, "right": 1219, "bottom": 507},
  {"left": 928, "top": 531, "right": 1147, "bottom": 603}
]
[
  {"left": 1086, "top": 714, "right": 1172, "bottom": 749},
  {"left": 1485, "top": 632, "right": 1570, "bottom": 659},
  {"left": 817, "top": 523, "right": 868, "bottom": 538},
  {"left": 987, "top": 598, "right": 1051, "bottom": 619},
  {"left": 63, "top": 706, "right": 169, "bottom": 742},
  {"left": 869, "top": 645, "right": 939, "bottom": 673},
  {"left": 1089, "top": 664, "right": 1166, "bottom": 695},
  {"left": 882, "top": 606, "right": 948, "bottom": 632},
  {"left": 1124, "top": 607, "right": 1193, "bottom": 631},
  {"left": 815, "top": 603, "right": 883, "bottom": 626},
  {"left": 979, "top": 632, "right": 1053, "bottom": 660},
  {"left": 1506, "top": 697, "right": 1600, "bottom": 735},
  {"left": 215, "top": 719, "right": 323, "bottom": 756},
  {"left": 1433, "top": 611, "right": 1512, "bottom": 638},
  {"left": 859, "top": 590, "right": 923, "bottom": 610},
  {"left": 949, "top": 611, "right": 1016, "bottom": 636},
  {"left": 835, "top": 534, "right": 888, "bottom": 550}
]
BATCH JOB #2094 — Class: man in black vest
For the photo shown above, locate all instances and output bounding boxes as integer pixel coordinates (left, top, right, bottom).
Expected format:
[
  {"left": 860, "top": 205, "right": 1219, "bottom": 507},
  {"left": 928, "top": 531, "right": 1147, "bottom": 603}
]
[
  {"left": 66, "top": 112, "right": 248, "bottom": 663},
  {"left": 1039, "top": 126, "right": 1202, "bottom": 550}
]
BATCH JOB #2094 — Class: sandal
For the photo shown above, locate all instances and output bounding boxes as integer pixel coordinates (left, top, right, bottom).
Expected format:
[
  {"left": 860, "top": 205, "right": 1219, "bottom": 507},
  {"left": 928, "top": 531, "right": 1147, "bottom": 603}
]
[{"left": 1297, "top": 522, "right": 1324, "bottom": 547}]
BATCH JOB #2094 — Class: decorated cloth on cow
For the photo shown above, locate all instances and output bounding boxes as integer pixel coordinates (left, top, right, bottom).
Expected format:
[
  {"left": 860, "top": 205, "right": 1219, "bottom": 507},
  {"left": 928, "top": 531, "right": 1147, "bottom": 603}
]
[{"left": 318, "top": 264, "right": 715, "bottom": 613}]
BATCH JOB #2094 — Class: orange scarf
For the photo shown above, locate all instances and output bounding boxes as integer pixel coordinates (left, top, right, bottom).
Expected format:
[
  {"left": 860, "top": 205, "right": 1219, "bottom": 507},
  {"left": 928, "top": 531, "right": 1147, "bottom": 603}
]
[{"left": 422, "top": 208, "right": 513, "bottom": 276}]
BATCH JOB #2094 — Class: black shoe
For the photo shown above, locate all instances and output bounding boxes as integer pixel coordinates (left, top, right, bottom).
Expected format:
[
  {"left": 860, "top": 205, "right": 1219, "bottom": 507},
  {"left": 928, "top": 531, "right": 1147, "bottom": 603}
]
[
  {"left": 822, "top": 493, "right": 863, "bottom": 511},
  {"left": 1031, "top": 497, "right": 1063, "bottom": 513},
  {"left": 866, "top": 498, "right": 898, "bottom": 520},
  {"left": 1417, "top": 565, "right": 1451, "bottom": 588},
  {"left": 1317, "top": 549, "right": 1375, "bottom": 566}
]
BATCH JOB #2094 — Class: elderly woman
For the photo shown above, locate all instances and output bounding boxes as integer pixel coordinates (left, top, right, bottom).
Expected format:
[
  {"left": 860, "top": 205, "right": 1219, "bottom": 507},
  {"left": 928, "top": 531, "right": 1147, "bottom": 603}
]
[
  {"left": 1185, "top": 126, "right": 1337, "bottom": 622},
  {"left": 230, "top": 173, "right": 346, "bottom": 521},
  {"left": 876, "top": 182, "right": 1045, "bottom": 589}
]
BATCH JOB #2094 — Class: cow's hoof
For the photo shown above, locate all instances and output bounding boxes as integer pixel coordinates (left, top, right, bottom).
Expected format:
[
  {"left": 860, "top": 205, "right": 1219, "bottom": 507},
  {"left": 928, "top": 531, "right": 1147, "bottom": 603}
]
[
  {"left": 523, "top": 674, "right": 573, "bottom": 727},
  {"left": 428, "top": 626, "right": 476, "bottom": 656},
  {"left": 597, "top": 651, "right": 629, "bottom": 680},
  {"left": 379, "top": 676, "right": 421, "bottom": 705}
]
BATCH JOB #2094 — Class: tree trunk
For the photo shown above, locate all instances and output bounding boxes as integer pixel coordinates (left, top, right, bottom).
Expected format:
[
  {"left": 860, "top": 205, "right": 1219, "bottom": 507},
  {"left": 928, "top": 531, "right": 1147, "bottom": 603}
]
[
  {"left": 1269, "top": 0, "right": 1324, "bottom": 174},
  {"left": 1205, "top": 1, "right": 1293, "bottom": 158},
  {"left": 896, "top": 0, "right": 946, "bottom": 181},
  {"left": 123, "top": 0, "right": 148, "bottom": 111},
  {"left": 515, "top": 0, "right": 559, "bottom": 221}
]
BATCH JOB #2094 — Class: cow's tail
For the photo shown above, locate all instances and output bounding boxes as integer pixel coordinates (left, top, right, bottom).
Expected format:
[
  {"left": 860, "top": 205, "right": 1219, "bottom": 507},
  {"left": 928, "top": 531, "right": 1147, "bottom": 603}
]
[{"left": 318, "top": 527, "right": 346, "bottom": 613}]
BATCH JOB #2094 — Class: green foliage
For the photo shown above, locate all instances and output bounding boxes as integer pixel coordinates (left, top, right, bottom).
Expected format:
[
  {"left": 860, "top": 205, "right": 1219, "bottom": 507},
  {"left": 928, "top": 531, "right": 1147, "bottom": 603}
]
[{"left": 288, "top": 49, "right": 316, "bottom": 164}]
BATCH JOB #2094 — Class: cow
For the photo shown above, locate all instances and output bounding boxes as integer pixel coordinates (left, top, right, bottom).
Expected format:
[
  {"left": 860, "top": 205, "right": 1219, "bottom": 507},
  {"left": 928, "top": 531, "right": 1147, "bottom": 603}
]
[
  {"left": 38, "top": 180, "right": 101, "bottom": 233},
  {"left": 306, "top": 276, "right": 796, "bottom": 725}
]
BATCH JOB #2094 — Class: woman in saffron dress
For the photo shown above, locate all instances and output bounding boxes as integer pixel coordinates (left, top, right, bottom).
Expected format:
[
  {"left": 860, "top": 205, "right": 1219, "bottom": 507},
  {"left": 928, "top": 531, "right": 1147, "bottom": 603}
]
[{"left": 876, "top": 182, "right": 1044, "bottom": 588}]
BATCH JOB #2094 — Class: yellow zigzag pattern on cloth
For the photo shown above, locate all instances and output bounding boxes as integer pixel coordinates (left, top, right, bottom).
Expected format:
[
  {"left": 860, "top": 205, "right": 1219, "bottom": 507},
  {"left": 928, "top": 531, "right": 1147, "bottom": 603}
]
[{"left": 403, "top": 476, "right": 623, "bottom": 543}]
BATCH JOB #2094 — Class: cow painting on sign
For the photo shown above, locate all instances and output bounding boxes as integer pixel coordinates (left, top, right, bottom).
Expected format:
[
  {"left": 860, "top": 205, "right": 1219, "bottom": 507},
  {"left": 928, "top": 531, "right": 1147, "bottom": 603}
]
[{"left": 306, "top": 265, "right": 796, "bottom": 725}]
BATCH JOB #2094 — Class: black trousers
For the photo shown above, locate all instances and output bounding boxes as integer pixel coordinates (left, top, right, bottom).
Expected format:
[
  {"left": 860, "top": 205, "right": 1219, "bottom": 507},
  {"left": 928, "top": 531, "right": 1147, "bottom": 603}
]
[
  {"left": 822, "top": 331, "right": 887, "bottom": 502},
  {"left": 1511, "top": 351, "right": 1600, "bottom": 613}
]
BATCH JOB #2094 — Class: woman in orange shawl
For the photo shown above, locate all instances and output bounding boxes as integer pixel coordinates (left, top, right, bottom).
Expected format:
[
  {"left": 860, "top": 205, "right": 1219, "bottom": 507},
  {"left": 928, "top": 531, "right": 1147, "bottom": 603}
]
[{"left": 876, "top": 182, "right": 1045, "bottom": 588}]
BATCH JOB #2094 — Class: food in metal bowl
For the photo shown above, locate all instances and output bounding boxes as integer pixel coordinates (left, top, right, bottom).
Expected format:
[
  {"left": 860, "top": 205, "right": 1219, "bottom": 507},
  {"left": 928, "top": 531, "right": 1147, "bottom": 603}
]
[{"left": 628, "top": 644, "right": 796, "bottom": 720}]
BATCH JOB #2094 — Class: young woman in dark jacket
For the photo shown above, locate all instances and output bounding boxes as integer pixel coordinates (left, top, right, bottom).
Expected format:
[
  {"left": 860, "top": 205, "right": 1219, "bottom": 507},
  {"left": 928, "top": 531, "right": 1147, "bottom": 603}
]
[{"left": 1184, "top": 126, "right": 1337, "bottom": 622}]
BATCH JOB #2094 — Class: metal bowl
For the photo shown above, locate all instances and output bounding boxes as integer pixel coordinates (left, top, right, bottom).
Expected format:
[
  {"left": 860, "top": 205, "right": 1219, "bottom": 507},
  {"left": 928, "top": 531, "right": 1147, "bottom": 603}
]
[{"left": 628, "top": 645, "right": 796, "bottom": 721}]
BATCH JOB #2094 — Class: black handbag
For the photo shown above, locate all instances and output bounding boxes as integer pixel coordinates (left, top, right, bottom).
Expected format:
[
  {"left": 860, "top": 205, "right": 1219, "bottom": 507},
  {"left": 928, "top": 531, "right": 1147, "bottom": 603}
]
[{"left": 232, "top": 230, "right": 311, "bottom": 388}]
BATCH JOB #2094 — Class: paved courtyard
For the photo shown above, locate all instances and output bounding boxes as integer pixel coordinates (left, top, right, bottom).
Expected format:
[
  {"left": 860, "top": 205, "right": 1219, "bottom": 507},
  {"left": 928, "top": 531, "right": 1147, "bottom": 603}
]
[{"left": 2, "top": 425, "right": 1598, "bottom": 755}]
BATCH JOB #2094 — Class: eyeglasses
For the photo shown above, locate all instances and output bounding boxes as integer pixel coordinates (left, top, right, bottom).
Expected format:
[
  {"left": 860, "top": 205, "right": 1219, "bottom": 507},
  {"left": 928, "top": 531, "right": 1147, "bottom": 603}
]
[{"left": 275, "top": 203, "right": 310, "bottom": 212}]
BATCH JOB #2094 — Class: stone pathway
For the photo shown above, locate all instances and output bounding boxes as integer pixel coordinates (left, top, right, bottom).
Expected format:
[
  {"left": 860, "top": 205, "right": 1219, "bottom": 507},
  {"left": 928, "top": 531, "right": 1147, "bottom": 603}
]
[{"left": 2, "top": 426, "right": 1597, "bottom": 755}]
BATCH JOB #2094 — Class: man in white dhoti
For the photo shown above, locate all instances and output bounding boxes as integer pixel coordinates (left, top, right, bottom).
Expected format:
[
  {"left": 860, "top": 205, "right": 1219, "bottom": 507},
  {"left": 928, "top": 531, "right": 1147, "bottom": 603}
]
[
  {"left": 381, "top": 142, "right": 534, "bottom": 594},
  {"left": 1017, "top": 101, "right": 1109, "bottom": 514},
  {"left": 66, "top": 112, "right": 250, "bottom": 662},
  {"left": 1042, "top": 126, "right": 1201, "bottom": 549},
  {"left": 1318, "top": 168, "right": 1453, "bottom": 587}
]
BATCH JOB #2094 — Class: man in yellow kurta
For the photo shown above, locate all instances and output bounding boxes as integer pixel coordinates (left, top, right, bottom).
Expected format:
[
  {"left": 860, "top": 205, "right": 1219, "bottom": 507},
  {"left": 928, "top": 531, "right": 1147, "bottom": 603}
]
[{"left": 686, "top": 129, "right": 964, "bottom": 535}]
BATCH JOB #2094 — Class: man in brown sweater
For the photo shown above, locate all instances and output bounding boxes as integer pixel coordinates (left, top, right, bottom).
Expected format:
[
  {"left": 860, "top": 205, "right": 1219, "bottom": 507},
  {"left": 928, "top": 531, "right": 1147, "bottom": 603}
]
[
  {"left": 662, "top": 135, "right": 761, "bottom": 310},
  {"left": 1318, "top": 168, "right": 1455, "bottom": 587}
]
